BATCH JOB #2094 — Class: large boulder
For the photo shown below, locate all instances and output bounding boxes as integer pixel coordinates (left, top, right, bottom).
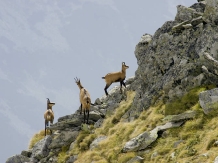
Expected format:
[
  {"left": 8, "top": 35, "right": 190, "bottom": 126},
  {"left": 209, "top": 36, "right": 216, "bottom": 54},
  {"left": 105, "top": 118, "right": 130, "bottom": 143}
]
[
  {"left": 164, "top": 111, "right": 196, "bottom": 122},
  {"left": 30, "top": 135, "right": 52, "bottom": 161},
  {"left": 122, "top": 121, "right": 183, "bottom": 152},
  {"left": 199, "top": 88, "right": 218, "bottom": 114},
  {"left": 49, "top": 131, "right": 79, "bottom": 149},
  {"left": 175, "top": 5, "right": 202, "bottom": 22}
]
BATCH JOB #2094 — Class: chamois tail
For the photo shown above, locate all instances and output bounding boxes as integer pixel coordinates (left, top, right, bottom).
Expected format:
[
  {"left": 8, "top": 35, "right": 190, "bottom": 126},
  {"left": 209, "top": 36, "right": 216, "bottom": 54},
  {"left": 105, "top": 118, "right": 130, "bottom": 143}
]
[{"left": 102, "top": 77, "right": 105, "bottom": 79}]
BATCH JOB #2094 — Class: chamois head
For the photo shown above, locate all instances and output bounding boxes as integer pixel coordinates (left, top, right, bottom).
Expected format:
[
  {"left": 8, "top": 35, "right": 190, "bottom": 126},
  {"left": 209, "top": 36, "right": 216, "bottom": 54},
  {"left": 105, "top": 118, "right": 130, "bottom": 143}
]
[
  {"left": 47, "top": 98, "right": 55, "bottom": 110},
  {"left": 74, "top": 77, "right": 83, "bottom": 89},
  {"left": 122, "top": 62, "right": 129, "bottom": 71}
]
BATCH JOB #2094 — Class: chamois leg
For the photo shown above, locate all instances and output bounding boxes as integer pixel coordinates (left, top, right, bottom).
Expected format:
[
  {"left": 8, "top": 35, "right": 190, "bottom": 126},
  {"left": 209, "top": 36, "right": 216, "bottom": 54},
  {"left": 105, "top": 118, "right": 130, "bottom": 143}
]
[
  {"left": 104, "top": 83, "right": 111, "bottom": 96},
  {"left": 122, "top": 81, "right": 126, "bottom": 88},
  {"left": 87, "top": 110, "right": 89, "bottom": 124},
  {"left": 80, "top": 104, "right": 82, "bottom": 114},
  {"left": 45, "top": 120, "right": 47, "bottom": 136},
  {"left": 83, "top": 110, "right": 86, "bottom": 123},
  {"left": 50, "top": 120, "right": 53, "bottom": 135},
  {"left": 120, "top": 81, "right": 123, "bottom": 93}
]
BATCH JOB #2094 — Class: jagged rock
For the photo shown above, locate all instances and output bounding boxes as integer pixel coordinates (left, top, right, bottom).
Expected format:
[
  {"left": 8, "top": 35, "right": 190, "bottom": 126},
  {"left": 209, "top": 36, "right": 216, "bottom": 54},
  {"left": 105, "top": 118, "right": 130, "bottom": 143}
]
[
  {"left": 90, "top": 105, "right": 100, "bottom": 111},
  {"left": 99, "top": 109, "right": 106, "bottom": 116},
  {"left": 6, "top": 155, "right": 30, "bottom": 163},
  {"left": 31, "top": 136, "right": 52, "bottom": 161},
  {"left": 90, "top": 136, "right": 107, "bottom": 150},
  {"left": 164, "top": 111, "right": 196, "bottom": 122},
  {"left": 94, "top": 118, "right": 104, "bottom": 128},
  {"left": 49, "top": 131, "right": 79, "bottom": 149},
  {"left": 100, "top": 86, "right": 127, "bottom": 103},
  {"left": 199, "top": 88, "right": 218, "bottom": 114},
  {"left": 175, "top": 5, "right": 201, "bottom": 23},
  {"left": 172, "top": 20, "right": 191, "bottom": 32},
  {"left": 126, "top": 156, "right": 144, "bottom": 163},
  {"left": 191, "top": 16, "right": 204, "bottom": 26},
  {"left": 94, "top": 98, "right": 101, "bottom": 105},
  {"left": 122, "top": 121, "right": 183, "bottom": 152},
  {"left": 69, "top": 141, "right": 76, "bottom": 152},
  {"left": 190, "top": 2, "right": 206, "bottom": 13},
  {"left": 21, "top": 149, "right": 32, "bottom": 157},
  {"left": 182, "top": 24, "right": 192, "bottom": 29},
  {"left": 49, "top": 118, "right": 82, "bottom": 130},
  {"left": 125, "top": 76, "right": 135, "bottom": 85},
  {"left": 66, "top": 155, "right": 77, "bottom": 163},
  {"left": 203, "top": 52, "right": 218, "bottom": 70},
  {"left": 139, "top": 34, "right": 152, "bottom": 44},
  {"left": 203, "top": 0, "right": 218, "bottom": 25},
  {"left": 89, "top": 110, "right": 104, "bottom": 121}
]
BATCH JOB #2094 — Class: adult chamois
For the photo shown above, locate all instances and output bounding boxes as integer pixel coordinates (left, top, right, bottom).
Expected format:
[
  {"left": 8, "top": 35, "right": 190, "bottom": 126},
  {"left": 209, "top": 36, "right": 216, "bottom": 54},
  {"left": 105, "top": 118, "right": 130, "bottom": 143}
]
[
  {"left": 102, "top": 62, "right": 129, "bottom": 96},
  {"left": 75, "top": 77, "right": 91, "bottom": 124},
  {"left": 44, "top": 98, "right": 55, "bottom": 136}
]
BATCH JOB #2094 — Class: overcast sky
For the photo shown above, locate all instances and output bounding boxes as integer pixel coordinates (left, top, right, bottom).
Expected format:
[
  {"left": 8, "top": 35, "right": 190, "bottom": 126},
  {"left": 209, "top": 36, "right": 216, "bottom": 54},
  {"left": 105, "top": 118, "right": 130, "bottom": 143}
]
[{"left": 0, "top": 0, "right": 196, "bottom": 162}]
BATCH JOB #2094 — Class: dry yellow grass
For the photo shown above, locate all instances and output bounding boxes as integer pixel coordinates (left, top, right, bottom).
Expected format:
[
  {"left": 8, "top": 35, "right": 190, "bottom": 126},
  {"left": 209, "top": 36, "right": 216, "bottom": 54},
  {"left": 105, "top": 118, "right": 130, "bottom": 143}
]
[{"left": 29, "top": 85, "right": 218, "bottom": 163}]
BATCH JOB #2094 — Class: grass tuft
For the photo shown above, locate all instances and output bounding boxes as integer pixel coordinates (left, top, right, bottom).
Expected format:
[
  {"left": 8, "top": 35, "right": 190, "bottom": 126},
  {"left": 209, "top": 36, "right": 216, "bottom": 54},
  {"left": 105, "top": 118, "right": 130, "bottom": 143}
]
[{"left": 28, "top": 130, "right": 45, "bottom": 149}]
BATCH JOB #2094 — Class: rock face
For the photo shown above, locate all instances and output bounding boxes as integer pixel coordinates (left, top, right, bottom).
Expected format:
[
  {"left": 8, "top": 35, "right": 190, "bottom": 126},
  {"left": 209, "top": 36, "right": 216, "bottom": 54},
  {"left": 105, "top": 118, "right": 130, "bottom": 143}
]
[{"left": 124, "top": 0, "right": 218, "bottom": 121}]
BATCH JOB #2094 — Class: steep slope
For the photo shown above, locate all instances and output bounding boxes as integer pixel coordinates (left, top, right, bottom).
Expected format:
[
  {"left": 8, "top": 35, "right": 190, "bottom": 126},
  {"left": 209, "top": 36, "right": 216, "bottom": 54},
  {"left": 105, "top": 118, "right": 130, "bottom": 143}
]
[
  {"left": 125, "top": 0, "right": 218, "bottom": 121},
  {"left": 6, "top": 0, "right": 218, "bottom": 163}
]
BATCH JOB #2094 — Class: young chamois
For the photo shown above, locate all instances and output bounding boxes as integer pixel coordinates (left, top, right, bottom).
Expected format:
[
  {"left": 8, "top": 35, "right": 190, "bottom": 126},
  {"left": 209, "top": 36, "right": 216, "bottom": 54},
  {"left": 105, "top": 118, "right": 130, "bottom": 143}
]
[
  {"left": 75, "top": 77, "right": 91, "bottom": 124},
  {"left": 102, "top": 62, "right": 129, "bottom": 96},
  {"left": 44, "top": 98, "right": 55, "bottom": 136}
]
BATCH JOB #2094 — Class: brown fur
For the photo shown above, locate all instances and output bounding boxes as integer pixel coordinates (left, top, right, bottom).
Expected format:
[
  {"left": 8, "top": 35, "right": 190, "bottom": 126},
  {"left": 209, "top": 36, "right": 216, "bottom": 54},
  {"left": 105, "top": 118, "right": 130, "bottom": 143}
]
[
  {"left": 75, "top": 77, "right": 91, "bottom": 124},
  {"left": 44, "top": 98, "right": 55, "bottom": 136},
  {"left": 102, "top": 62, "right": 129, "bottom": 96}
]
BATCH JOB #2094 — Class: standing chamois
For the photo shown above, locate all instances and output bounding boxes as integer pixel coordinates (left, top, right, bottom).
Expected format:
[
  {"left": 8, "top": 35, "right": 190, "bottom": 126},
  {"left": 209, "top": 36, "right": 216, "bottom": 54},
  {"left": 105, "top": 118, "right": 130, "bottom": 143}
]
[
  {"left": 75, "top": 77, "right": 91, "bottom": 124},
  {"left": 102, "top": 62, "right": 129, "bottom": 96},
  {"left": 44, "top": 98, "right": 55, "bottom": 136}
]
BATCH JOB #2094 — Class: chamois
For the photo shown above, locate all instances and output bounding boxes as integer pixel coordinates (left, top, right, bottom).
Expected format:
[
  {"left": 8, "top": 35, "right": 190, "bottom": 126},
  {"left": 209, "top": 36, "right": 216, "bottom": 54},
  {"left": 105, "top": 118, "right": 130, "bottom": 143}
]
[
  {"left": 74, "top": 77, "right": 91, "bottom": 124},
  {"left": 102, "top": 62, "right": 129, "bottom": 96},
  {"left": 44, "top": 98, "right": 55, "bottom": 136}
]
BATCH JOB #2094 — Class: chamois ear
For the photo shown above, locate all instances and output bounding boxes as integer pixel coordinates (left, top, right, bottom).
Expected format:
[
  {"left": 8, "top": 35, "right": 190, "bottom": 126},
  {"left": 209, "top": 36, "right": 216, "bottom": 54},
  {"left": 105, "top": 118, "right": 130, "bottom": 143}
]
[{"left": 122, "top": 62, "right": 125, "bottom": 65}]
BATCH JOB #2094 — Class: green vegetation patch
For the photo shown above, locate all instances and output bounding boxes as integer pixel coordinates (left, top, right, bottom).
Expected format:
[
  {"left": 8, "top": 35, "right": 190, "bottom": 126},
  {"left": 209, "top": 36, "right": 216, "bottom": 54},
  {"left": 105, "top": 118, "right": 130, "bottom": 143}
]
[{"left": 165, "top": 85, "right": 216, "bottom": 115}]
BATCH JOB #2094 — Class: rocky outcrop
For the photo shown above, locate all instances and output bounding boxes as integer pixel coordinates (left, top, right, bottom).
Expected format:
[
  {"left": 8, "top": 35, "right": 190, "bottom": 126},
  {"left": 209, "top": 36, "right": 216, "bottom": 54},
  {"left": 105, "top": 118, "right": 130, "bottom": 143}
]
[
  {"left": 6, "top": 84, "right": 129, "bottom": 163},
  {"left": 124, "top": 0, "right": 218, "bottom": 121},
  {"left": 6, "top": 155, "right": 30, "bottom": 163},
  {"left": 122, "top": 121, "right": 183, "bottom": 152},
  {"left": 30, "top": 136, "right": 52, "bottom": 162},
  {"left": 163, "top": 111, "right": 196, "bottom": 122}
]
